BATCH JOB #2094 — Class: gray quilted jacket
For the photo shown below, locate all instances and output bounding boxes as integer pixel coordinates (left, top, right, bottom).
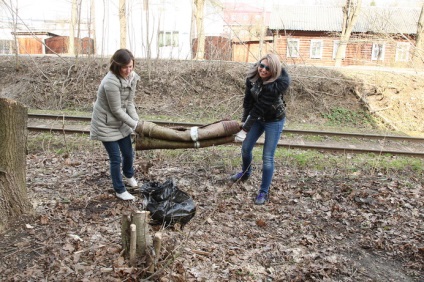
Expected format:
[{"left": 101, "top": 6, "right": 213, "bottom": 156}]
[{"left": 90, "top": 71, "right": 140, "bottom": 142}]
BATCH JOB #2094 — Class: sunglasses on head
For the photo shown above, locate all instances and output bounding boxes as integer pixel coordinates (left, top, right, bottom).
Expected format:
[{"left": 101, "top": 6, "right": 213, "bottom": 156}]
[{"left": 259, "top": 63, "right": 270, "bottom": 71}]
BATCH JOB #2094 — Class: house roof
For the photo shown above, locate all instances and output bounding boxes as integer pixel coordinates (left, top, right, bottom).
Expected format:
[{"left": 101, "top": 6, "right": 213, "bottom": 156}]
[
  {"left": 269, "top": 6, "right": 421, "bottom": 34},
  {"left": 11, "top": 31, "right": 60, "bottom": 37}
]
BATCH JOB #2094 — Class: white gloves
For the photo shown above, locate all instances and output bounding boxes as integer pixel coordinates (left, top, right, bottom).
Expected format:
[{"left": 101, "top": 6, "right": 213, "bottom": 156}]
[{"left": 234, "top": 130, "right": 247, "bottom": 142}]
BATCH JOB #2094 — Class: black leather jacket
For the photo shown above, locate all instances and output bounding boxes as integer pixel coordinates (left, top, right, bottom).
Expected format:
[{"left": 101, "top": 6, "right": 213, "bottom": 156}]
[{"left": 241, "top": 68, "right": 290, "bottom": 131}]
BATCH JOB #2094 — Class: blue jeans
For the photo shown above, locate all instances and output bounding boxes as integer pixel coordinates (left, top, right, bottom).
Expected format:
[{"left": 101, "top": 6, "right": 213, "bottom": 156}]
[
  {"left": 240, "top": 118, "right": 285, "bottom": 194},
  {"left": 102, "top": 135, "right": 134, "bottom": 193}
]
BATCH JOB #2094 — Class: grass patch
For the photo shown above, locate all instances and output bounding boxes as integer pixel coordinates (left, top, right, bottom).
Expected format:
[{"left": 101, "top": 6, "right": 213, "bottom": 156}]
[
  {"left": 27, "top": 132, "right": 98, "bottom": 155},
  {"left": 27, "top": 133, "right": 423, "bottom": 178},
  {"left": 273, "top": 147, "right": 423, "bottom": 177},
  {"left": 28, "top": 109, "right": 92, "bottom": 117},
  {"left": 322, "top": 107, "right": 377, "bottom": 128}
]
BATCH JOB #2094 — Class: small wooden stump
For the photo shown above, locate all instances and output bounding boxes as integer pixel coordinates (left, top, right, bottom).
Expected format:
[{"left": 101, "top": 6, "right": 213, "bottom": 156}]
[{"left": 121, "top": 210, "right": 162, "bottom": 271}]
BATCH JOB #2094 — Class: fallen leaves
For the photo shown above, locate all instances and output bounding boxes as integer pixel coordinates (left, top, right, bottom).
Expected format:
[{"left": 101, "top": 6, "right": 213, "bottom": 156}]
[{"left": 0, "top": 146, "right": 423, "bottom": 281}]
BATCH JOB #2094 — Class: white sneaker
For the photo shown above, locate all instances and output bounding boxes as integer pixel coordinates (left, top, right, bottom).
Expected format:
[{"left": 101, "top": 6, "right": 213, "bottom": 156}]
[
  {"left": 125, "top": 177, "right": 138, "bottom": 187},
  {"left": 116, "top": 191, "right": 135, "bottom": 201}
]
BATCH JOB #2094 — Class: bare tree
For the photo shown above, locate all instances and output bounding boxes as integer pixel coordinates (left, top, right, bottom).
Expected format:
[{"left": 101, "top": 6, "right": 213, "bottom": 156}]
[
  {"left": 75, "top": 0, "right": 83, "bottom": 58},
  {"left": 119, "top": 0, "right": 127, "bottom": 48},
  {"left": 335, "top": 0, "right": 362, "bottom": 67},
  {"left": 70, "top": 0, "right": 77, "bottom": 55},
  {"left": 193, "top": 0, "right": 205, "bottom": 60},
  {"left": 144, "top": 0, "right": 150, "bottom": 60},
  {"left": 258, "top": 0, "right": 266, "bottom": 58},
  {"left": 1, "top": 0, "right": 19, "bottom": 69},
  {"left": 413, "top": 3, "right": 424, "bottom": 66},
  {"left": 143, "top": 0, "right": 155, "bottom": 81},
  {"left": 87, "top": 0, "right": 96, "bottom": 57}
]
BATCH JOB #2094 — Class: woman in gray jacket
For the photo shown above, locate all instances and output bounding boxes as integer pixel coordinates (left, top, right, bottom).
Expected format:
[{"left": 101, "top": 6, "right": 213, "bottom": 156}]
[{"left": 90, "top": 49, "right": 140, "bottom": 200}]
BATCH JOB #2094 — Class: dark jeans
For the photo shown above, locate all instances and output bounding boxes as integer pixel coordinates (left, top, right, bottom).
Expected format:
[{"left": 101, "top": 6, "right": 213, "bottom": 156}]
[
  {"left": 102, "top": 135, "right": 134, "bottom": 193},
  {"left": 241, "top": 118, "right": 285, "bottom": 194}
]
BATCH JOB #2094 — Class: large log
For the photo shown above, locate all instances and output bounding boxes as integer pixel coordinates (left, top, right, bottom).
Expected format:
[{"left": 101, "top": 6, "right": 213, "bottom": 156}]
[
  {"left": 136, "top": 135, "right": 235, "bottom": 150},
  {"left": 135, "top": 119, "right": 240, "bottom": 150},
  {"left": 136, "top": 119, "right": 240, "bottom": 141}
]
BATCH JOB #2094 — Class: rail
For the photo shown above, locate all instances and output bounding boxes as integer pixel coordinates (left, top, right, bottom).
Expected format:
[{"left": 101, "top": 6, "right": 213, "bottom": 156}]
[{"left": 27, "top": 113, "right": 424, "bottom": 157}]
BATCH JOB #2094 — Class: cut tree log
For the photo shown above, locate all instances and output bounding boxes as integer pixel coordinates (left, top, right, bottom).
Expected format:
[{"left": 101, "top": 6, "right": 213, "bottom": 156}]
[
  {"left": 136, "top": 135, "right": 235, "bottom": 150},
  {"left": 132, "top": 210, "right": 152, "bottom": 257},
  {"left": 121, "top": 210, "right": 153, "bottom": 268},
  {"left": 0, "top": 98, "right": 33, "bottom": 232},
  {"left": 148, "top": 232, "right": 162, "bottom": 273},
  {"left": 134, "top": 119, "right": 240, "bottom": 150},
  {"left": 129, "top": 224, "right": 137, "bottom": 266}
]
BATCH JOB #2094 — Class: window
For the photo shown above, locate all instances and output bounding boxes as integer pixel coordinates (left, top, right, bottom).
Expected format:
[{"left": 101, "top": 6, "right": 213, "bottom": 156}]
[
  {"left": 310, "top": 40, "right": 323, "bottom": 59},
  {"left": 396, "top": 42, "right": 410, "bottom": 62},
  {"left": 371, "top": 43, "right": 385, "bottom": 61},
  {"left": 0, "top": 40, "right": 13, "bottom": 54},
  {"left": 287, "top": 39, "right": 299, "bottom": 58},
  {"left": 158, "top": 31, "right": 179, "bottom": 47},
  {"left": 332, "top": 40, "right": 346, "bottom": 60}
]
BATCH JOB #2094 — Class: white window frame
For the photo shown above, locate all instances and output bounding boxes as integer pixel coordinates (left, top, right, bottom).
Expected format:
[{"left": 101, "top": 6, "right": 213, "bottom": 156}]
[
  {"left": 395, "top": 42, "right": 410, "bottom": 62},
  {"left": 332, "top": 40, "right": 346, "bottom": 60},
  {"left": 310, "top": 39, "right": 323, "bottom": 59},
  {"left": 371, "top": 43, "right": 385, "bottom": 61},
  {"left": 158, "top": 31, "right": 179, "bottom": 47},
  {"left": 0, "top": 40, "right": 13, "bottom": 54},
  {"left": 287, "top": 39, "right": 300, "bottom": 58}
]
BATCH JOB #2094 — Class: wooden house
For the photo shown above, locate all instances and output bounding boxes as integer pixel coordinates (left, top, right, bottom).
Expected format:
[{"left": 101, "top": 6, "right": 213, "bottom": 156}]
[
  {"left": 11, "top": 32, "right": 94, "bottom": 55},
  {"left": 222, "top": 2, "right": 273, "bottom": 63},
  {"left": 192, "top": 36, "right": 232, "bottom": 61},
  {"left": 11, "top": 32, "right": 59, "bottom": 55},
  {"left": 270, "top": 6, "right": 421, "bottom": 67},
  {"left": 45, "top": 36, "right": 94, "bottom": 55},
  {"left": 234, "top": 5, "right": 422, "bottom": 68}
]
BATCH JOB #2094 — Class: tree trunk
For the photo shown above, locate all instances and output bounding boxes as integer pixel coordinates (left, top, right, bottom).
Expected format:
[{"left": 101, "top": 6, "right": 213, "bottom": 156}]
[
  {"left": 119, "top": 0, "right": 127, "bottom": 49},
  {"left": 335, "top": 0, "right": 362, "bottom": 67},
  {"left": 413, "top": 4, "right": 424, "bottom": 67},
  {"left": 121, "top": 211, "right": 152, "bottom": 259},
  {"left": 194, "top": 0, "right": 205, "bottom": 60},
  {"left": 0, "top": 98, "right": 33, "bottom": 233},
  {"left": 69, "top": 0, "right": 77, "bottom": 55},
  {"left": 90, "top": 0, "right": 96, "bottom": 56}
]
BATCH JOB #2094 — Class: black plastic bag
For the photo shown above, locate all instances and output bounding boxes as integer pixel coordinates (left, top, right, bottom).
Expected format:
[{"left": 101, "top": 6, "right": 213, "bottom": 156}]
[{"left": 140, "top": 179, "right": 196, "bottom": 227}]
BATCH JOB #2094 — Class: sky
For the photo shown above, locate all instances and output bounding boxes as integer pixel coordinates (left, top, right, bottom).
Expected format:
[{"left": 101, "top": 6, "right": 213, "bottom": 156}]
[
  {"left": 8, "top": 0, "right": 424, "bottom": 24},
  {"left": 3, "top": 0, "right": 423, "bottom": 36},
  {"left": 1, "top": 0, "right": 422, "bottom": 56}
]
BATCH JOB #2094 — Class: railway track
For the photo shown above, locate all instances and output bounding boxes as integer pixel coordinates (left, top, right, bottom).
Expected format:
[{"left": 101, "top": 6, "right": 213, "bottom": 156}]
[{"left": 27, "top": 113, "right": 424, "bottom": 157}]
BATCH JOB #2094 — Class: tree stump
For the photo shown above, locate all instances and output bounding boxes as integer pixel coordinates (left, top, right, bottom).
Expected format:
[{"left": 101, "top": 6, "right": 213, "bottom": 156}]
[
  {"left": 121, "top": 210, "right": 155, "bottom": 268},
  {"left": 0, "top": 98, "right": 33, "bottom": 233}
]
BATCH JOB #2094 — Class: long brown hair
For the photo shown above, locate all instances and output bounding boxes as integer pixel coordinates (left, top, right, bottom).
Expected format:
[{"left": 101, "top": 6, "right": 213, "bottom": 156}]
[
  {"left": 109, "top": 49, "right": 135, "bottom": 77},
  {"left": 247, "top": 53, "right": 282, "bottom": 85}
]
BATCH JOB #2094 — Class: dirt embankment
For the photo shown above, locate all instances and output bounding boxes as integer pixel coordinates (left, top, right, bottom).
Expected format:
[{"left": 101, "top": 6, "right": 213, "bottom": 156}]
[{"left": 1, "top": 56, "right": 423, "bottom": 134}]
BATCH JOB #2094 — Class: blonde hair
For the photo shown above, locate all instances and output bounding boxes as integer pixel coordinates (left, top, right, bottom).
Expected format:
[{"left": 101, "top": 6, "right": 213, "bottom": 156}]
[{"left": 247, "top": 53, "right": 282, "bottom": 85}]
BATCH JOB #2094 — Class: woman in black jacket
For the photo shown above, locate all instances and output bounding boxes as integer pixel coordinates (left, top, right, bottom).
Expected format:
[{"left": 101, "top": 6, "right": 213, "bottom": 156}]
[{"left": 231, "top": 53, "right": 291, "bottom": 205}]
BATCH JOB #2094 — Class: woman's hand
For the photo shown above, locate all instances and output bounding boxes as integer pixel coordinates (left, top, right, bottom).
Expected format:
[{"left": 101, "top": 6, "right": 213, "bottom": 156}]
[{"left": 234, "top": 130, "right": 247, "bottom": 142}]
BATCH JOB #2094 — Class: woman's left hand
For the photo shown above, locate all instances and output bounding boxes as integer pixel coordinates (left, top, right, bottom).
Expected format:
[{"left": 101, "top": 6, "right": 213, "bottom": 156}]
[{"left": 234, "top": 130, "right": 247, "bottom": 142}]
